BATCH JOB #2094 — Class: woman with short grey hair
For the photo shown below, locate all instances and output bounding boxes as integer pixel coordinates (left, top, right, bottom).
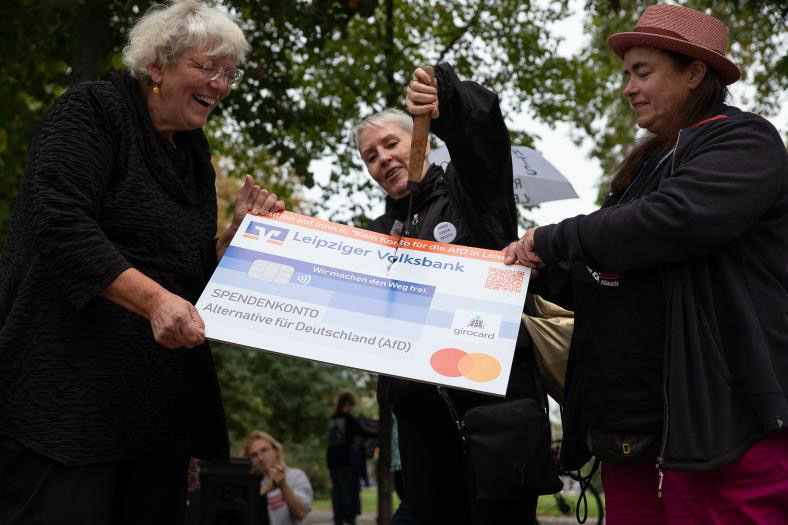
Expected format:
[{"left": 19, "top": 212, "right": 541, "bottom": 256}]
[{"left": 0, "top": 1, "right": 282, "bottom": 522}]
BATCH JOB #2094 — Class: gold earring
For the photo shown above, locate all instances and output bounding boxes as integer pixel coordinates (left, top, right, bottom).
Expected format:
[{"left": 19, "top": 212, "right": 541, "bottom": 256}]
[{"left": 152, "top": 82, "right": 161, "bottom": 95}]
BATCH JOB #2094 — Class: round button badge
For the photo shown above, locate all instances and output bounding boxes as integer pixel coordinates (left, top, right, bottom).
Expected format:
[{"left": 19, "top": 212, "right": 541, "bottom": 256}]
[{"left": 433, "top": 222, "right": 457, "bottom": 243}]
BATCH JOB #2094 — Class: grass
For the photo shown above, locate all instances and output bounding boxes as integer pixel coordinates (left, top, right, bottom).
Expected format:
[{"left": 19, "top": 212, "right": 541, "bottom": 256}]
[
  {"left": 313, "top": 486, "right": 400, "bottom": 512},
  {"left": 537, "top": 491, "right": 605, "bottom": 517},
  {"left": 313, "top": 486, "right": 604, "bottom": 518}
]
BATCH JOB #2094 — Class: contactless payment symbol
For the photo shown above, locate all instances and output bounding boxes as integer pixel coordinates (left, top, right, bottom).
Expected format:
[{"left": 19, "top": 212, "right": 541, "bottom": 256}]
[
  {"left": 430, "top": 348, "right": 501, "bottom": 382},
  {"left": 243, "top": 221, "right": 289, "bottom": 244}
]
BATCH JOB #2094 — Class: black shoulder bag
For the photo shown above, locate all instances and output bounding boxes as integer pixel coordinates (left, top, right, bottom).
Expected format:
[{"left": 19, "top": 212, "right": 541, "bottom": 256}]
[{"left": 437, "top": 372, "right": 562, "bottom": 500}]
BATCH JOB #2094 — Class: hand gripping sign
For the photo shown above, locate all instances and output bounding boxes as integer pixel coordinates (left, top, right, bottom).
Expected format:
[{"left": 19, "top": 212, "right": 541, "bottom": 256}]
[{"left": 196, "top": 211, "right": 530, "bottom": 396}]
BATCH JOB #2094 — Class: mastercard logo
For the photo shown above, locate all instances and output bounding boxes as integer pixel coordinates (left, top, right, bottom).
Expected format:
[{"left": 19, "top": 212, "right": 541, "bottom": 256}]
[{"left": 430, "top": 348, "right": 501, "bottom": 382}]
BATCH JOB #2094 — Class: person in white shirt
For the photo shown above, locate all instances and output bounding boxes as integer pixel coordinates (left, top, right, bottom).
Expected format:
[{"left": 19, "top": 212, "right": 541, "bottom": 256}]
[{"left": 245, "top": 430, "right": 313, "bottom": 525}]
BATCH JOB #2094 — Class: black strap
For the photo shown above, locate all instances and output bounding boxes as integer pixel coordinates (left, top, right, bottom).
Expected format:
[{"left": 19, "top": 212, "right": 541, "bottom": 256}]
[
  {"left": 564, "top": 456, "right": 600, "bottom": 524},
  {"left": 437, "top": 340, "right": 550, "bottom": 442},
  {"left": 436, "top": 386, "right": 467, "bottom": 451}
]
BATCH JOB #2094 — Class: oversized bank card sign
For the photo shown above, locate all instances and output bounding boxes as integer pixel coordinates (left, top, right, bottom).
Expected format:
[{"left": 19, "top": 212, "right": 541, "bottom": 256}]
[{"left": 196, "top": 211, "right": 530, "bottom": 396}]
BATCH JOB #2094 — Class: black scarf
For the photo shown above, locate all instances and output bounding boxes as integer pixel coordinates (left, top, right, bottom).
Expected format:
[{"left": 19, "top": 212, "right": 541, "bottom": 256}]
[{"left": 110, "top": 73, "right": 215, "bottom": 205}]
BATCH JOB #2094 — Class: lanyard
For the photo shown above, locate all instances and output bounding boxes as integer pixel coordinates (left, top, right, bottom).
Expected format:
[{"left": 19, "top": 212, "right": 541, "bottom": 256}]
[{"left": 616, "top": 148, "right": 675, "bottom": 205}]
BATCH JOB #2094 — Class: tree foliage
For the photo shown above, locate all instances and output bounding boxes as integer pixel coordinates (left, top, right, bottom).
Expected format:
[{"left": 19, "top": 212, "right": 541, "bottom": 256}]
[
  {"left": 222, "top": 0, "right": 575, "bottom": 223},
  {"left": 212, "top": 342, "right": 376, "bottom": 446},
  {"left": 0, "top": 0, "right": 156, "bottom": 239},
  {"left": 212, "top": 342, "right": 376, "bottom": 496}
]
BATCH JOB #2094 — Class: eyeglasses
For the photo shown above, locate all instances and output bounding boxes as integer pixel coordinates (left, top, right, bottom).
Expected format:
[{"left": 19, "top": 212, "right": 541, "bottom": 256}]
[{"left": 188, "top": 58, "right": 244, "bottom": 88}]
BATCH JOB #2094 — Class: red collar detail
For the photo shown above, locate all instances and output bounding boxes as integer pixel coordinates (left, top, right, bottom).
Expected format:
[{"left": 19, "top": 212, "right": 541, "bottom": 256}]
[{"left": 691, "top": 114, "right": 728, "bottom": 128}]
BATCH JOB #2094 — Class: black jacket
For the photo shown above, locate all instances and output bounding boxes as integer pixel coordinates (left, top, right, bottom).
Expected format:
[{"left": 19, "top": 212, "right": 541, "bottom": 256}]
[
  {"left": 368, "top": 63, "right": 532, "bottom": 406},
  {"left": 368, "top": 64, "right": 517, "bottom": 253},
  {"left": 534, "top": 106, "right": 788, "bottom": 471},
  {"left": 0, "top": 74, "right": 229, "bottom": 465}
]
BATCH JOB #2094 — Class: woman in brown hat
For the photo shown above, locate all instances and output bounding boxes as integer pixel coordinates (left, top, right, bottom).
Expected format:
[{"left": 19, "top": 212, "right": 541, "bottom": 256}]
[{"left": 506, "top": 4, "right": 787, "bottom": 524}]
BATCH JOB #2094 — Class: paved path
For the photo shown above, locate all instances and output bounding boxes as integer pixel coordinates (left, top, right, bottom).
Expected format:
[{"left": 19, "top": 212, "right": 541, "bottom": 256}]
[
  {"left": 304, "top": 508, "right": 376, "bottom": 524},
  {"left": 304, "top": 508, "right": 583, "bottom": 524}
]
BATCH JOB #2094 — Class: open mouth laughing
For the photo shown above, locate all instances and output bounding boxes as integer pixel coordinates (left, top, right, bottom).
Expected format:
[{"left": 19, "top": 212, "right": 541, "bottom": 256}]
[{"left": 192, "top": 94, "right": 216, "bottom": 108}]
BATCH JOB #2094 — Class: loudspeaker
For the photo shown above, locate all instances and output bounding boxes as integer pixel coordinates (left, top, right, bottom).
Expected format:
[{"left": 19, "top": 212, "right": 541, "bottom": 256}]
[{"left": 185, "top": 458, "right": 268, "bottom": 525}]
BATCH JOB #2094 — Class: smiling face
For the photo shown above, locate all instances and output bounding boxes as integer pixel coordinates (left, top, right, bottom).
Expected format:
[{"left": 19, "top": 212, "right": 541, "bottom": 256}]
[
  {"left": 622, "top": 47, "right": 700, "bottom": 138},
  {"left": 247, "top": 438, "right": 279, "bottom": 474},
  {"left": 357, "top": 123, "right": 429, "bottom": 200},
  {"left": 146, "top": 47, "right": 236, "bottom": 139}
]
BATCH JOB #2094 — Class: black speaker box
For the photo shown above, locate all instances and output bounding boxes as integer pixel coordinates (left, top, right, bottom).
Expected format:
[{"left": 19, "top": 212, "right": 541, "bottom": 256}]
[{"left": 185, "top": 458, "right": 268, "bottom": 525}]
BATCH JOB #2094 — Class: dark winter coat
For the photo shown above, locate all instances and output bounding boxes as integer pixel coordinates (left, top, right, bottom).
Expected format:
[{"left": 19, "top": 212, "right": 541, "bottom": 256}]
[
  {"left": 0, "top": 74, "right": 229, "bottom": 465},
  {"left": 534, "top": 106, "right": 788, "bottom": 471}
]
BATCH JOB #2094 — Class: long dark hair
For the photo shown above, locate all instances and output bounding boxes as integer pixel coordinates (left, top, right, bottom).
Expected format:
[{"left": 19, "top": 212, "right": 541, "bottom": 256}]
[
  {"left": 335, "top": 390, "right": 356, "bottom": 413},
  {"left": 610, "top": 50, "right": 730, "bottom": 193}
]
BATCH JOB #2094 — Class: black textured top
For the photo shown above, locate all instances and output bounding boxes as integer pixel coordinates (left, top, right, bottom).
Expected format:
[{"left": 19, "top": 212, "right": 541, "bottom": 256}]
[{"left": 0, "top": 73, "right": 229, "bottom": 465}]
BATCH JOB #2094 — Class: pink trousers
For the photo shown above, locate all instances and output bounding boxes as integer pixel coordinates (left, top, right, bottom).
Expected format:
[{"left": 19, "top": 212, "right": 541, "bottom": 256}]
[{"left": 601, "top": 430, "right": 788, "bottom": 525}]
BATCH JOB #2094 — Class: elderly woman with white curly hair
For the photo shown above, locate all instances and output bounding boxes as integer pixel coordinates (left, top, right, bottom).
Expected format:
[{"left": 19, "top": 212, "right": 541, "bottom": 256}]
[{"left": 0, "top": 1, "right": 283, "bottom": 522}]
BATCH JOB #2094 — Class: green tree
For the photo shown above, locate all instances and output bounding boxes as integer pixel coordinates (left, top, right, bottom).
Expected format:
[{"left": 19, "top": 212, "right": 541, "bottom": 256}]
[
  {"left": 211, "top": 342, "right": 376, "bottom": 497},
  {"left": 0, "top": 0, "right": 157, "bottom": 239},
  {"left": 223, "top": 0, "right": 575, "bottom": 225}
]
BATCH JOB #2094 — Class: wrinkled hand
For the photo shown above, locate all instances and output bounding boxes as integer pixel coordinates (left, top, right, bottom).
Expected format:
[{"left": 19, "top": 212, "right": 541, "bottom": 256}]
[
  {"left": 148, "top": 291, "right": 205, "bottom": 349},
  {"left": 405, "top": 67, "right": 439, "bottom": 119},
  {"left": 503, "top": 228, "right": 544, "bottom": 276},
  {"left": 231, "top": 175, "right": 285, "bottom": 228}
]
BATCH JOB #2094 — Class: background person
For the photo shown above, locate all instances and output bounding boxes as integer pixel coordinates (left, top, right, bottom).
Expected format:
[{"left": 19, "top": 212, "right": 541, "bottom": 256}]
[
  {"left": 353, "top": 62, "right": 544, "bottom": 524},
  {"left": 0, "top": 2, "right": 283, "bottom": 523},
  {"left": 326, "top": 391, "right": 375, "bottom": 525},
  {"left": 506, "top": 4, "right": 788, "bottom": 524},
  {"left": 246, "top": 430, "right": 313, "bottom": 525}
]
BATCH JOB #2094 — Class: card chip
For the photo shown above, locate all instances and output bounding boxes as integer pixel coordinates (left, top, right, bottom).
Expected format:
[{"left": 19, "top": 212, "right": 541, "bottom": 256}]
[{"left": 248, "top": 260, "right": 294, "bottom": 284}]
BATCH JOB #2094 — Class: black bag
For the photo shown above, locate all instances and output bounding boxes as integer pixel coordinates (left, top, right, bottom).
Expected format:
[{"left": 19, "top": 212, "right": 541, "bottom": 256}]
[
  {"left": 585, "top": 427, "right": 660, "bottom": 466},
  {"left": 438, "top": 386, "right": 562, "bottom": 500}
]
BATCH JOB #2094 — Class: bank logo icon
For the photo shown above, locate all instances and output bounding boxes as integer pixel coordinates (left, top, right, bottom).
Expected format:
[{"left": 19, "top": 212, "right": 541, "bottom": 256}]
[
  {"left": 467, "top": 315, "right": 485, "bottom": 329},
  {"left": 243, "top": 221, "right": 289, "bottom": 244}
]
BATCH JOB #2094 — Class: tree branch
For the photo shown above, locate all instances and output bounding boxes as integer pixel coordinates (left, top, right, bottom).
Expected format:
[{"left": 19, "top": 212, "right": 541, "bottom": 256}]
[{"left": 436, "top": 3, "right": 484, "bottom": 63}]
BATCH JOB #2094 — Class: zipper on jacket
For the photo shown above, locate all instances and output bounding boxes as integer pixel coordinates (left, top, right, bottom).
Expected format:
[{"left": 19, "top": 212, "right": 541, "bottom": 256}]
[
  {"left": 668, "top": 129, "right": 682, "bottom": 178},
  {"left": 655, "top": 128, "right": 684, "bottom": 498}
]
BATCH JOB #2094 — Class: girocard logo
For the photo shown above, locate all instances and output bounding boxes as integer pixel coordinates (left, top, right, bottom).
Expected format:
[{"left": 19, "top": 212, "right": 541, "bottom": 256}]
[
  {"left": 467, "top": 316, "right": 485, "bottom": 329},
  {"left": 243, "top": 221, "right": 289, "bottom": 245},
  {"left": 451, "top": 309, "right": 501, "bottom": 346}
]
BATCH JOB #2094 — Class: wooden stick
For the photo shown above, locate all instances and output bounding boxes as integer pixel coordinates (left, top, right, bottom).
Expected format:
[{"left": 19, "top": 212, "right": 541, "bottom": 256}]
[{"left": 407, "top": 65, "right": 435, "bottom": 192}]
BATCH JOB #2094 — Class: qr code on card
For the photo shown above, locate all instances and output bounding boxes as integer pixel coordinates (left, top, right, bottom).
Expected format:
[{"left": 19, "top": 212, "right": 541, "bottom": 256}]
[{"left": 484, "top": 268, "right": 525, "bottom": 293}]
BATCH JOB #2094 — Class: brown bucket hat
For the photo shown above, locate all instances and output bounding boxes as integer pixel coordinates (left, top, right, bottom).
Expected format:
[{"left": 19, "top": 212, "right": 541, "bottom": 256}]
[{"left": 608, "top": 4, "right": 741, "bottom": 85}]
